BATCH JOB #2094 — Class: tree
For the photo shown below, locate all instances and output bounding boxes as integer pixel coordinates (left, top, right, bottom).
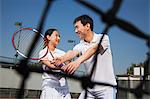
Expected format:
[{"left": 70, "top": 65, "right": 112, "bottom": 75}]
[{"left": 127, "top": 63, "right": 144, "bottom": 75}]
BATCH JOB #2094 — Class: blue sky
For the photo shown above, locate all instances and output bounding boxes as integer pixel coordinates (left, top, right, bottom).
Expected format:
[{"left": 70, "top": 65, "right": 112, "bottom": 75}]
[{"left": 0, "top": 0, "right": 149, "bottom": 75}]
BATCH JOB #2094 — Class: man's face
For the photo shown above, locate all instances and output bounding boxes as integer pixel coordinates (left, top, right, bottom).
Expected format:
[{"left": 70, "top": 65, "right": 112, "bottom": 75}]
[{"left": 74, "top": 21, "right": 87, "bottom": 40}]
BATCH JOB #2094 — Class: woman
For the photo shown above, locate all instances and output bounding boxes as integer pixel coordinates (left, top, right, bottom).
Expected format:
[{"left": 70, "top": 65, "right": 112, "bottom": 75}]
[{"left": 39, "top": 28, "right": 71, "bottom": 99}]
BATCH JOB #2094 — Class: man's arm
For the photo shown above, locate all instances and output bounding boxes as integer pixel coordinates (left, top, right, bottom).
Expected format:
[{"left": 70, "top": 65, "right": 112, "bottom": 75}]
[
  {"left": 40, "top": 59, "right": 62, "bottom": 70},
  {"left": 76, "top": 44, "right": 103, "bottom": 64},
  {"left": 54, "top": 50, "right": 79, "bottom": 66},
  {"left": 63, "top": 44, "right": 103, "bottom": 74}
]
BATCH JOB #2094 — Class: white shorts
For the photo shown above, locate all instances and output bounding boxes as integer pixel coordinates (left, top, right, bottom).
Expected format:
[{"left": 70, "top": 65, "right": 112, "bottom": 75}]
[
  {"left": 78, "top": 87, "right": 116, "bottom": 99},
  {"left": 40, "top": 86, "right": 71, "bottom": 99}
]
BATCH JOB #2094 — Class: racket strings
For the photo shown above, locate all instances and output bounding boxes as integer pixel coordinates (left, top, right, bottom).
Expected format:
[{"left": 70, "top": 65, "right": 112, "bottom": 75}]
[
  {"left": 16, "top": 30, "right": 22, "bottom": 50},
  {"left": 31, "top": 37, "right": 45, "bottom": 58},
  {"left": 18, "top": 30, "right": 34, "bottom": 55},
  {"left": 13, "top": 28, "right": 45, "bottom": 60},
  {"left": 14, "top": 30, "right": 28, "bottom": 51}
]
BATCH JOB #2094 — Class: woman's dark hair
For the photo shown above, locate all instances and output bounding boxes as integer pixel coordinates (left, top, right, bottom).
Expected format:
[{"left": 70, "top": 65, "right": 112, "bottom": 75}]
[
  {"left": 73, "top": 15, "right": 93, "bottom": 31},
  {"left": 44, "top": 28, "right": 58, "bottom": 47},
  {"left": 44, "top": 28, "right": 58, "bottom": 38}
]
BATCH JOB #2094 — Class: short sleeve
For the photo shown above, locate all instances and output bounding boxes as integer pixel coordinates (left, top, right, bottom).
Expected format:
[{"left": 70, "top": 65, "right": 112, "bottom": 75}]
[
  {"left": 38, "top": 48, "right": 48, "bottom": 61},
  {"left": 97, "top": 34, "right": 110, "bottom": 50}
]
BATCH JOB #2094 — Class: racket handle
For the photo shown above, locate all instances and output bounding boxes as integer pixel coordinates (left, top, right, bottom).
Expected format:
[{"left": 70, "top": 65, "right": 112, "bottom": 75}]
[{"left": 58, "top": 64, "right": 64, "bottom": 67}]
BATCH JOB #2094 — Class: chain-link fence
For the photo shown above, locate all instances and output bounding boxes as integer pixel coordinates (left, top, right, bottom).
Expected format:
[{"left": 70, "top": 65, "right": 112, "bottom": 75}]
[{"left": 1, "top": 0, "right": 150, "bottom": 99}]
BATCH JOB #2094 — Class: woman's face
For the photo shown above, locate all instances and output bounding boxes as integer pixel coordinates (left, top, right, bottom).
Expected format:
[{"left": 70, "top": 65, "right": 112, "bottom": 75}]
[{"left": 47, "top": 31, "right": 60, "bottom": 46}]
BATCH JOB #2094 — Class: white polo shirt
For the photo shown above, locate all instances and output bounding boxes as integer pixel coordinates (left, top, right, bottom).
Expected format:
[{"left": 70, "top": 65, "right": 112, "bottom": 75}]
[
  {"left": 39, "top": 47, "right": 70, "bottom": 97},
  {"left": 39, "top": 47, "right": 68, "bottom": 87},
  {"left": 73, "top": 33, "right": 117, "bottom": 90}
]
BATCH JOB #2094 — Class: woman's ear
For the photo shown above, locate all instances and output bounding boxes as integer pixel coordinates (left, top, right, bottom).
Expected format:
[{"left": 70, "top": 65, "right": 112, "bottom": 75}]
[{"left": 46, "top": 35, "right": 51, "bottom": 40}]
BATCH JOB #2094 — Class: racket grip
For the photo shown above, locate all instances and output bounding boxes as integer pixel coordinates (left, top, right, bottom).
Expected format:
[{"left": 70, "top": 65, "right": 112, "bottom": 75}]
[{"left": 58, "top": 64, "right": 64, "bottom": 67}]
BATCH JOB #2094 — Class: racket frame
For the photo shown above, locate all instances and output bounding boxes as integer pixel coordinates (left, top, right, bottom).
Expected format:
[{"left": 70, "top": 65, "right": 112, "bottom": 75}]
[{"left": 12, "top": 27, "right": 48, "bottom": 60}]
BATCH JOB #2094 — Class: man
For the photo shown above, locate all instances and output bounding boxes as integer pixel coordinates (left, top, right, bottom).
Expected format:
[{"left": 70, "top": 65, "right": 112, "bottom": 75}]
[{"left": 55, "top": 15, "right": 117, "bottom": 99}]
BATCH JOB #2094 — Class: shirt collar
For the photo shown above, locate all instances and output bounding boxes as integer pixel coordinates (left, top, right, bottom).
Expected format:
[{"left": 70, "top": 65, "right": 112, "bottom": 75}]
[
  {"left": 46, "top": 46, "right": 57, "bottom": 54},
  {"left": 80, "top": 32, "right": 97, "bottom": 44}
]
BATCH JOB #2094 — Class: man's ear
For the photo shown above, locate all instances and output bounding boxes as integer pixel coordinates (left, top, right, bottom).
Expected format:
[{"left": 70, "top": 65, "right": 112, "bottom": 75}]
[{"left": 86, "top": 23, "right": 91, "bottom": 30}]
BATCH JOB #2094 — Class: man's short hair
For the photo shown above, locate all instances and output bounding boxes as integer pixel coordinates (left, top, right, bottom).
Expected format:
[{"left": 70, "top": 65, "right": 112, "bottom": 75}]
[{"left": 73, "top": 15, "right": 93, "bottom": 31}]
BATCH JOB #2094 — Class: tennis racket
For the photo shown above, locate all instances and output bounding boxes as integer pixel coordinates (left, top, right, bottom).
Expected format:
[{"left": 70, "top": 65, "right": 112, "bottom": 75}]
[
  {"left": 12, "top": 27, "right": 48, "bottom": 60},
  {"left": 49, "top": 50, "right": 64, "bottom": 67}
]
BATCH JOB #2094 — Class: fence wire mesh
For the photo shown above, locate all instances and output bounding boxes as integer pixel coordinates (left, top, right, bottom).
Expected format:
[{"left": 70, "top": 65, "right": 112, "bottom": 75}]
[{"left": 1, "top": 0, "right": 150, "bottom": 99}]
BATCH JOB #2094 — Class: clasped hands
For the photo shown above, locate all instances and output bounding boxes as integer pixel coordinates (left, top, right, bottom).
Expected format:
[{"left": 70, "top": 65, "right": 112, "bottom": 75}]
[{"left": 51, "top": 57, "right": 80, "bottom": 74}]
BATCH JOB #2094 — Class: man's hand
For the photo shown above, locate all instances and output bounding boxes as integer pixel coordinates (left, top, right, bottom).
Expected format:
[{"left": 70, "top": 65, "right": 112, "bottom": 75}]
[
  {"left": 52, "top": 57, "right": 63, "bottom": 66},
  {"left": 62, "top": 61, "right": 80, "bottom": 74}
]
